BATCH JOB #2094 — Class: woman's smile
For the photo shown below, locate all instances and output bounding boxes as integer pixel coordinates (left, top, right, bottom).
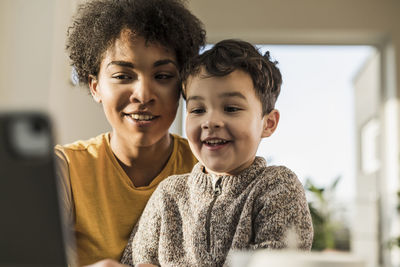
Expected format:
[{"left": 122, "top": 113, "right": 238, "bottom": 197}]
[{"left": 90, "top": 31, "right": 180, "bottom": 147}]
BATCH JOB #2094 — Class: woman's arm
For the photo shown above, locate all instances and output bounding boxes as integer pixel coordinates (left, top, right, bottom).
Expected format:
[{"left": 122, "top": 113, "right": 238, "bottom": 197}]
[
  {"left": 54, "top": 147, "right": 78, "bottom": 263},
  {"left": 54, "top": 147, "right": 74, "bottom": 223}
]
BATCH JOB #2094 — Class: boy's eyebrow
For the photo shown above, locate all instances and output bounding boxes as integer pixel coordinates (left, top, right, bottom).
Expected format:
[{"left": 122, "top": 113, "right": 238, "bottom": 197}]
[
  {"left": 106, "top": 59, "right": 177, "bottom": 69},
  {"left": 186, "top": 92, "right": 247, "bottom": 104},
  {"left": 186, "top": 95, "right": 204, "bottom": 103},
  {"left": 219, "top": 91, "right": 247, "bottom": 100}
]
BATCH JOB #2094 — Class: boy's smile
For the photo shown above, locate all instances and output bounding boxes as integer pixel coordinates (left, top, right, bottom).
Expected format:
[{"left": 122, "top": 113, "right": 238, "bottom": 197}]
[
  {"left": 202, "top": 137, "right": 231, "bottom": 150},
  {"left": 185, "top": 69, "right": 278, "bottom": 176}
]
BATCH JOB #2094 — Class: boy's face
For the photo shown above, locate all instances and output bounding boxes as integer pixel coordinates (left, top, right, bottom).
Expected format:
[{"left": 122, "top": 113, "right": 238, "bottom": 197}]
[
  {"left": 89, "top": 29, "right": 180, "bottom": 147},
  {"left": 185, "top": 69, "right": 279, "bottom": 176}
]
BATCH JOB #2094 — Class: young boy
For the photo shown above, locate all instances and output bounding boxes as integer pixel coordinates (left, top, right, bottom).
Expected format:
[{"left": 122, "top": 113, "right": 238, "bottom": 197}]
[{"left": 121, "top": 39, "right": 313, "bottom": 266}]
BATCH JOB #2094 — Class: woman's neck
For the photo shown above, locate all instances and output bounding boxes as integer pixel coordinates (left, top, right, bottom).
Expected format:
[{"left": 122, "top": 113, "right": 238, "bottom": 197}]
[{"left": 110, "top": 132, "right": 174, "bottom": 187}]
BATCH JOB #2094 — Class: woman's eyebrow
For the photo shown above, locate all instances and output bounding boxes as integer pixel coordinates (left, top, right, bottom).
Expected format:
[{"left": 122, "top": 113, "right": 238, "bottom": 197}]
[
  {"left": 153, "top": 59, "right": 177, "bottom": 67},
  {"left": 106, "top": 59, "right": 177, "bottom": 69},
  {"left": 107, "top": 61, "right": 134, "bottom": 69}
]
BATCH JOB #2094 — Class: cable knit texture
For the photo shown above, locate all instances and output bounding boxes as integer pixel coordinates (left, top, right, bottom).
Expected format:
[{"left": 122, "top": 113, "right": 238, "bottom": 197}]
[{"left": 121, "top": 157, "right": 313, "bottom": 266}]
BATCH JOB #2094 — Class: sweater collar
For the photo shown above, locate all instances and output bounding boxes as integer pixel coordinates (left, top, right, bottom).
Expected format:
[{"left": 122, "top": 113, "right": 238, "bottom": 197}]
[{"left": 190, "top": 157, "right": 267, "bottom": 196}]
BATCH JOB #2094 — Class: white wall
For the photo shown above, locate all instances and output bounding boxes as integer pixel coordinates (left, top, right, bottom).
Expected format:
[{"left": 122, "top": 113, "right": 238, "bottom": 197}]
[
  {"left": 353, "top": 52, "right": 381, "bottom": 267},
  {"left": 0, "top": 0, "right": 54, "bottom": 111},
  {"left": 47, "top": 0, "right": 110, "bottom": 145}
]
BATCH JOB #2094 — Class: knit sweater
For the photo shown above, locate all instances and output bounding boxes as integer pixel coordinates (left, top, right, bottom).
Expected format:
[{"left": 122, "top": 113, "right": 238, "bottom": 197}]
[{"left": 121, "top": 157, "right": 313, "bottom": 266}]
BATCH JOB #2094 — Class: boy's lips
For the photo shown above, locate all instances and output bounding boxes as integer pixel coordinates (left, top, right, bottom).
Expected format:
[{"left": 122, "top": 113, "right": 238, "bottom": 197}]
[
  {"left": 201, "top": 137, "right": 231, "bottom": 150},
  {"left": 202, "top": 138, "right": 228, "bottom": 145}
]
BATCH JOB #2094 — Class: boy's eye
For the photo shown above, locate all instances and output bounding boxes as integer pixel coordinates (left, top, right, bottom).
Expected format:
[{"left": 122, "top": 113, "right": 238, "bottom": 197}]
[
  {"left": 189, "top": 108, "right": 205, "bottom": 114},
  {"left": 224, "top": 106, "right": 241, "bottom": 112}
]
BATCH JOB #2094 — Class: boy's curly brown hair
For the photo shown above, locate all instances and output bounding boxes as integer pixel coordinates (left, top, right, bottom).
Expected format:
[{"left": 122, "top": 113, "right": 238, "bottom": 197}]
[
  {"left": 66, "top": 0, "right": 206, "bottom": 87},
  {"left": 182, "top": 39, "right": 282, "bottom": 115}
]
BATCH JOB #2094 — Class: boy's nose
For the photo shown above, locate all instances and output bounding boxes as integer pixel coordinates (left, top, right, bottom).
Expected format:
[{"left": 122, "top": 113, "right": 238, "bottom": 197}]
[
  {"left": 201, "top": 115, "right": 224, "bottom": 130},
  {"left": 130, "top": 78, "right": 155, "bottom": 105}
]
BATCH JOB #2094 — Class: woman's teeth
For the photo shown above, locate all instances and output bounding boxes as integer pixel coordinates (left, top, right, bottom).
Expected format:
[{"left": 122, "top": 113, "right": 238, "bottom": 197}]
[{"left": 129, "top": 114, "right": 155, "bottom": 121}]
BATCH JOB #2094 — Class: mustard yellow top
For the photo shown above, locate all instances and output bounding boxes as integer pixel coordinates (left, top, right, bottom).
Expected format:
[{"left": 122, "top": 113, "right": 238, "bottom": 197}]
[{"left": 54, "top": 133, "right": 197, "bottom": 266}]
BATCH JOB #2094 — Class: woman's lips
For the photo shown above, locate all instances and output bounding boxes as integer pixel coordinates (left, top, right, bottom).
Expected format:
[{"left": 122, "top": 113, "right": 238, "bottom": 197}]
[
  {"left": 128, "top": 113, "right": 156, "bottom": 121},
  {"left": 124, "top": 113, "right": 159, "bottom": 127}
]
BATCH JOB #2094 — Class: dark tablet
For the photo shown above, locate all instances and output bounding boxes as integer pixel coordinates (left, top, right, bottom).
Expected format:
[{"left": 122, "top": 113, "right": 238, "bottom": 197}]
[{"left": 0, "top": 112, "right": 70, "bottom": 267}]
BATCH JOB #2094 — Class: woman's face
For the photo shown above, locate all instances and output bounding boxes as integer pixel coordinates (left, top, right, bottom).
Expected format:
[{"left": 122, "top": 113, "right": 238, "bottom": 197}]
[{"left": 89, "top": 29, "right": 180, "bottom": 147}]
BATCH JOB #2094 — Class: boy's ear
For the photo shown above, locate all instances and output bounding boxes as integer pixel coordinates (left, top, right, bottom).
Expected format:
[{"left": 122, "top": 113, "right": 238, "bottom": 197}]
[
  {"left": 261, "top": 109, "right": 280, "bottom": 138},
  {"left": 88, "top": 75, "right": 102, "bottom": 103}
]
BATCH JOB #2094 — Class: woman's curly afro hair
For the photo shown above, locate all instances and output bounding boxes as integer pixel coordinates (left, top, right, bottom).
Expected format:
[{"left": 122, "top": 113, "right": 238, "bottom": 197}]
[{"left": 66, "top": 0, "right": 206, "bottom": 87}]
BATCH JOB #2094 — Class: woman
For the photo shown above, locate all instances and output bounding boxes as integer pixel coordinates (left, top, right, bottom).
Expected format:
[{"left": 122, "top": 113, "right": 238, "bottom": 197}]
[{"left": 55, "top": 0, "right": 206, "bottom": 265}]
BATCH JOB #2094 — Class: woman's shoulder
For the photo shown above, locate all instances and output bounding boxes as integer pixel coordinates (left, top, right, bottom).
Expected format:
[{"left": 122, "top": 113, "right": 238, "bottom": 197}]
[
  {"left": 54, "top": 133, "right": 112, "bottom": 169},
  {"left": 170, "top": 134, "right": 198, "bottom": 171},
  {"left": 171, "top": 134, "right": 192, "bottom": 155},
  {"left": 55, "top": 132, "right": 108, "bottom": 152}
]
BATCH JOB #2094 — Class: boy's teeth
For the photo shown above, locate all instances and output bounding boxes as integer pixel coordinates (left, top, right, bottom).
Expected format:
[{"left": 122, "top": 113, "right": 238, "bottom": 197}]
[
  {"left": 129, "top": 114, "right": 155, "bottom": 121},
  {"left": 205, "top": 139, "right": 227, "bottom": 145}
]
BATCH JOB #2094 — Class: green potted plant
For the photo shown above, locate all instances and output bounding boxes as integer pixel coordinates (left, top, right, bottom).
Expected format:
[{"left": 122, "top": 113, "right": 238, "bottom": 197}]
[
  {"left": 306, "top": 176, "right": 350, "bottom": 251},
  {"left": 387, "top": 190, "right": 400, "bottom": 249}
]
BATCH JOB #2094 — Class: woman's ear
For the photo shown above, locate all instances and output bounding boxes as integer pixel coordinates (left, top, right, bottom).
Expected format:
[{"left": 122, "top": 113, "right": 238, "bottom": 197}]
[
  {"left": 261, "top": 109, "right": 280, "bottom": 138},
  {"left": 88, "top": 75, "right": 102, "bottom": 103}
]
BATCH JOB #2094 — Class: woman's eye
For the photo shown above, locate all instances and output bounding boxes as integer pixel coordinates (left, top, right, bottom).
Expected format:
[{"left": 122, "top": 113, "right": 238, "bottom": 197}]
[
  {"left": 112, "top": 74, "right": 131, "bottom": 80},
  {"left": 155, "top": 73, "right": 174, "bottom": 80},
  {"left": 225, "top": 106, "right": 241, "bottom": 112}
]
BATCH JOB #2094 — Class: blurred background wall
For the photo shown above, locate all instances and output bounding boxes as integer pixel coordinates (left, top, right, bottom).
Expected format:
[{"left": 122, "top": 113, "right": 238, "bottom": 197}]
[{"left": 1, "top": 0, "right": 399, "bottom": 146}]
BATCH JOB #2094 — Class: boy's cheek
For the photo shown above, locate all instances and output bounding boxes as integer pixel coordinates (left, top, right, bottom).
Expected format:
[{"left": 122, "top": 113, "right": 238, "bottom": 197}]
[{"left": 185, "top": 122, "right": 201, "bottom": 144}]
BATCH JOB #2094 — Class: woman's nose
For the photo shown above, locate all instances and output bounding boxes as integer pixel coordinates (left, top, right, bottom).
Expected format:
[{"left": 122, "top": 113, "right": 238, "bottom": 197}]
[{"left": 130, "top": 77, "right": 155, "bottom": 105}]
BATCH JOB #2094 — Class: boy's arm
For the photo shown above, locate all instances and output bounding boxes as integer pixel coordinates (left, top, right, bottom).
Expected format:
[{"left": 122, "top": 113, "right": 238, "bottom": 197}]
[
  {"left": 120, "top": 223, "right": 138, "bottom": 266},
  {"left": 120, "top": 185, "right": 163, "bottom": 266},
  {"left": 251, "top": 168, "right": 313, "bottom": 250}
]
